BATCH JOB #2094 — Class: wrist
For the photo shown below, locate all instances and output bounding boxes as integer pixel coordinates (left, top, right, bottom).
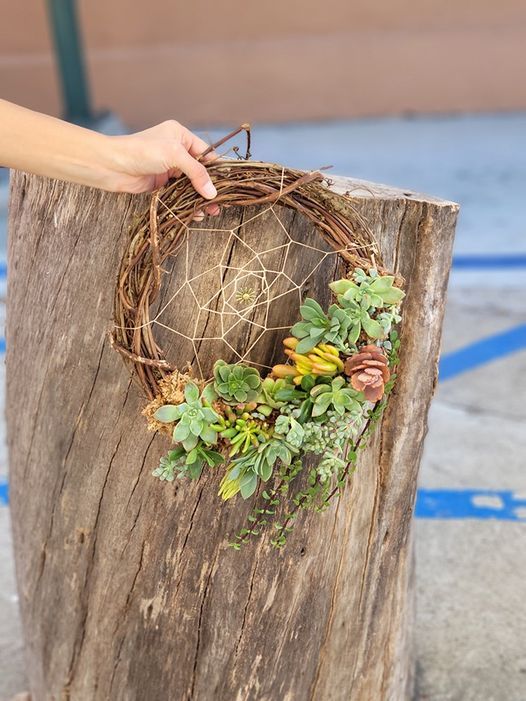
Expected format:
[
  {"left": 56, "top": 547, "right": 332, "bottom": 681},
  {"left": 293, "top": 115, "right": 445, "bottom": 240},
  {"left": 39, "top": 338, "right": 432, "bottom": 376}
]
[
  {"left": 98, "top": 134, "right": 145, "bottom": 192},
  {"left": 63, "top": 130, "right": 123, "bottom": 191}
]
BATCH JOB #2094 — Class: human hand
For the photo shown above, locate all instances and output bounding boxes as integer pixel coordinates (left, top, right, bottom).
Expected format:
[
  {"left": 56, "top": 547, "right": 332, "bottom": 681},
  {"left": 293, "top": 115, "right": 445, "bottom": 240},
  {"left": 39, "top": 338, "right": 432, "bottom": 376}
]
[
  {"left": 107, "top": 120, "right": 220, "bottom": 218},
  {"left": 108, "top": 121, "right": 220, "bottom": 217}
]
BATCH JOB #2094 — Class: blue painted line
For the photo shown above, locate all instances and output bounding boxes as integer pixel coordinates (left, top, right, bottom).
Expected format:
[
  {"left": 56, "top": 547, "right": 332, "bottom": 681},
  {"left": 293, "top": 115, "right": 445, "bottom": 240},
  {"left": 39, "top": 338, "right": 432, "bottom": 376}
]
[
  {"left": 0, "top": 477, "right": 524, "bottom": 521},
  {"left": 439, "top": 324, "right": 526, "bottom": 381},
  {"left": 0, "top": 261, "right": 5, "bottom": 279},
  {"left": 452, "top": 254, "right": 526, "bottom": 269},
  {"left": 0, "top": 479, "right": 8, "bottom": 506},
  {"left": 416, "top": 489, "right": 526, "bottom": 522},
  {"left": 0, "top": 337, "right": 4, "bottom": 354}
]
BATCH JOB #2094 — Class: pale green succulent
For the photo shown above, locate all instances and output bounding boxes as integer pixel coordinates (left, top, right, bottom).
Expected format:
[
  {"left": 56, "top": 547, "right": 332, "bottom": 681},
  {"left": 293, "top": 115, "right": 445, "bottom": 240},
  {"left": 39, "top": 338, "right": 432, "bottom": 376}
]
[
  {"left": 327, "top": 269, "right": 405, "bottom": 343},
  {"left": 226, "top": 417, "right": 270, "bottom": 457},
  {"left": 329, "top": 269, "right": 405, "bottom": 308},
  {"left": 255, "top": 377, "right": 293, "bottom": 416},
  {"left": 274, "top": 414, "right": 305, "bottom": 449},
  {"left": 152, "top": 448, "right": 186, "bottom": 482},
  {"left": 309, "top": 376, "right": 363, "bottom": 417},
  {"left": 220, "top": 435, "right": 297, "bottom": 500},
  {"left": 154, "top": 382, "right": 220, "bottom": 452},
  {"left": 290, "top": 298, "right": 354, "bottom": 354},
  {"left": 317, "top": 453, "right": 347, "bottom": 483}
]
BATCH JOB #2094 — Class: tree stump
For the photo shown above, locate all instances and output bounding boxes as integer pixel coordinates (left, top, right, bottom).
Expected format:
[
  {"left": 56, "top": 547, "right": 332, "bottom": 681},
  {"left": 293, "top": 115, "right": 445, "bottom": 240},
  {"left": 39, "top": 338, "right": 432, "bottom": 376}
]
[{"left": 6, "top": 172, "right": 457, "bottom": 701}]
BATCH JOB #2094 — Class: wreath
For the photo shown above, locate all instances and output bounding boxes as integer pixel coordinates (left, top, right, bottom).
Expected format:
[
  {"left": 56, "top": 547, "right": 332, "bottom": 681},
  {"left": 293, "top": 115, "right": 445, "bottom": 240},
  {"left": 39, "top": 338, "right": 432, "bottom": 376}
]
[{"left": 110, "top": 126, "right": 404, "bottom": 549}]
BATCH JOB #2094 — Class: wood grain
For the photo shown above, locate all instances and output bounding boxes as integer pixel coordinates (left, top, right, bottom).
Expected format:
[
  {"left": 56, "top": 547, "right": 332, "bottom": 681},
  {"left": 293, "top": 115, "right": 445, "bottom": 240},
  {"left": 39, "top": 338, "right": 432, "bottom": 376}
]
[{"left": 6, "top": 172, "right": 457, "bottom": 701}]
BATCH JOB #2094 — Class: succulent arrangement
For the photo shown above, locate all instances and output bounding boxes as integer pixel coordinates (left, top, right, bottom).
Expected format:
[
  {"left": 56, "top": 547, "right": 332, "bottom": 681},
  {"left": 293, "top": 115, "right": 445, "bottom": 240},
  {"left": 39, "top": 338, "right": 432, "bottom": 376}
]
[{"left": 145, "top": 268, "right": 404, "bottom": 549}]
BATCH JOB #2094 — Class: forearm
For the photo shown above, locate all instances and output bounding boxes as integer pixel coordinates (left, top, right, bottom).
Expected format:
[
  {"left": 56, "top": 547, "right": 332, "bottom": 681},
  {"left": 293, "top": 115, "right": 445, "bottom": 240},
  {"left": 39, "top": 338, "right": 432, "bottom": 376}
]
[
  {"left": 0, "top": 99, "right": 117, "bottom": 189},
  {"left": 0, "top": 99, "right": 219, "bottom": 200}
]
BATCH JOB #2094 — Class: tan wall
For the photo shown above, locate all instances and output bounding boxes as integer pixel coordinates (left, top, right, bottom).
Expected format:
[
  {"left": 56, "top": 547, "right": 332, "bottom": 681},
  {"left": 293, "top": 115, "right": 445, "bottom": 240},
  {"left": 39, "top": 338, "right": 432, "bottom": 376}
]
[{"left": 1, "top": 1, "right": 526, "bottom": 128}]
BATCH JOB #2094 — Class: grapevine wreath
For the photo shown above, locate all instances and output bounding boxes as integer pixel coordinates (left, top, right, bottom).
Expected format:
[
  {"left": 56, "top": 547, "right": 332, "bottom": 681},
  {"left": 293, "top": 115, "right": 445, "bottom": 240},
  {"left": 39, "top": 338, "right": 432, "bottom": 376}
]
[{"left": 110, "top": 126, "right": 404, "bottom": 549}]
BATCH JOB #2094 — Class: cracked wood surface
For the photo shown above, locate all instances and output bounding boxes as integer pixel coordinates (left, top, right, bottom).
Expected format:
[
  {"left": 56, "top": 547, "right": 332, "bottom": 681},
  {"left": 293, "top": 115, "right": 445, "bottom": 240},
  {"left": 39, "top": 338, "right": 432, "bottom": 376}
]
[{"left": 6, "top": 172, "right": 457, "bottom": 701}]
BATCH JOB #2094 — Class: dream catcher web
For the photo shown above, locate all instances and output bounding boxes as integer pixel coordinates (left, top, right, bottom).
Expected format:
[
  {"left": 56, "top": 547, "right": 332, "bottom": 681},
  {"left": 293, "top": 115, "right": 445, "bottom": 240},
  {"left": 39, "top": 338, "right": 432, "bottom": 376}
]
[
  {"left": 132, "top": 195, "right": 360, "bottom": 379},
  {"left": 111, "top": 136, "right": 384, "bottom": 399}
]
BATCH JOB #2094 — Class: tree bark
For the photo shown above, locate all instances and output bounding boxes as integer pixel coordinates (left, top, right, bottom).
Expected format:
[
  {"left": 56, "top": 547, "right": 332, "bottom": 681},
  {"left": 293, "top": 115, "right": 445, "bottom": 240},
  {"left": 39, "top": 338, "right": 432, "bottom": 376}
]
[{"left": 6, "top": 172, "right": 457, "bottom": 701}]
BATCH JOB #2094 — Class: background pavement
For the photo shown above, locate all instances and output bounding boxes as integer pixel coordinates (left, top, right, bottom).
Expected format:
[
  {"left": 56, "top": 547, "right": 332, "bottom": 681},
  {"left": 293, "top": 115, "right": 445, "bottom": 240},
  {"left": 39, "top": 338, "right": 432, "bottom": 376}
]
[{"left": 1, "top": 114, "right": 525, "bottom": 700}]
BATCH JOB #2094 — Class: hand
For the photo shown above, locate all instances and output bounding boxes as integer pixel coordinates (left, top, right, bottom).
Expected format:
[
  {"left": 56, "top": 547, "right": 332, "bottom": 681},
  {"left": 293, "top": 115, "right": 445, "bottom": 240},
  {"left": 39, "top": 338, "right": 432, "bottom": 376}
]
[{"left": 109, "top": 121, "right": 221, "bottom": 217}]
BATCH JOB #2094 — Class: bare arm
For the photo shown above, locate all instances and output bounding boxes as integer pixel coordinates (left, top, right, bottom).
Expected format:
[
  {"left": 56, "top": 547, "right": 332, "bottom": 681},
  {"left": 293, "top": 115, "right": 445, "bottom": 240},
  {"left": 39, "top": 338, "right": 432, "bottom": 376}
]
[{"left": 0, "top": 99, "right": 219, "bottom": 208}]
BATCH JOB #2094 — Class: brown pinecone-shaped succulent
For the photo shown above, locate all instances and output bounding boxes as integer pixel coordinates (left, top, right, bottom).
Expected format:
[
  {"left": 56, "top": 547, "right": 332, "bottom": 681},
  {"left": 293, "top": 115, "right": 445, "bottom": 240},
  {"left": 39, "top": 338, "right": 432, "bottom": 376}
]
[{"left": 344, "top": 344, "right": 390, "bottom": 402}]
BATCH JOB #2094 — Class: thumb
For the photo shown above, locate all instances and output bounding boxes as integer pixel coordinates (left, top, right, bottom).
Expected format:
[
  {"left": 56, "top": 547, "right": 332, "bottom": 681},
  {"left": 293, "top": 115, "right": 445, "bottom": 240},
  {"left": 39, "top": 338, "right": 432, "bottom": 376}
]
[{"left": 175, "top": 147, "right": 217, "bottom": 199}]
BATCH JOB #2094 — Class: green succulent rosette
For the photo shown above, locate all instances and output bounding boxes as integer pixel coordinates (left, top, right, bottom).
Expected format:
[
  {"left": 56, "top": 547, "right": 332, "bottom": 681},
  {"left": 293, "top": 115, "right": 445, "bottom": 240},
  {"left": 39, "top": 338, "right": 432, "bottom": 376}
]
[{"left": 213, "top": 360, "right": 262, "bottom": 404}]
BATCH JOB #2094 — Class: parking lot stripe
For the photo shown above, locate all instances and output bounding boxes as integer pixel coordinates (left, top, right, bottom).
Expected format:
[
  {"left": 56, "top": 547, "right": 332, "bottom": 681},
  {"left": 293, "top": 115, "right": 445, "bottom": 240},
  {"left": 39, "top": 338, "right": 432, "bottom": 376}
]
[
  {"left": 0, "top": 480, "right": 7, "bottom": 505},
  {"left": 452, "top": 254, "right": 526, "bottom": 269},
  {"left": 439, "top": 324, "right": 526, "bottom": 381},
  {"left": 416, "top": 488, "right": 526, "bottom": 521},
  {"left": 0, "top": 477, "right": 525, "bottom": 520}
]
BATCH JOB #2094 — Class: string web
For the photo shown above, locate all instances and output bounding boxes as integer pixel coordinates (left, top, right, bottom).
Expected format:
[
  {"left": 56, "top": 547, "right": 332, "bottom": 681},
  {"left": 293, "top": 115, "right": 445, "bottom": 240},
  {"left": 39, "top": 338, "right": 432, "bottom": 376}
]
[{"left": 122, "top": 179, "right": 369, "bottom": 380}]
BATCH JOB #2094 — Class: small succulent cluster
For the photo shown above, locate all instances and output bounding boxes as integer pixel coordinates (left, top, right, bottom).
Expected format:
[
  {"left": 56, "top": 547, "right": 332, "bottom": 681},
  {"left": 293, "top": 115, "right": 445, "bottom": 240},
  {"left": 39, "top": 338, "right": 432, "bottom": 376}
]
[{"left": 148, "top": 268, "right": 404, "bottom": 548}]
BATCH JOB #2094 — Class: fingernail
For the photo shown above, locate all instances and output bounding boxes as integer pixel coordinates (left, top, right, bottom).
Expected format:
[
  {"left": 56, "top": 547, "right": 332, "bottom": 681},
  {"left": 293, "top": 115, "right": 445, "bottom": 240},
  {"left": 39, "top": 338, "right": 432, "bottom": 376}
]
[{"left": 203, "top": 182, "right": 217, "bottom": 199}]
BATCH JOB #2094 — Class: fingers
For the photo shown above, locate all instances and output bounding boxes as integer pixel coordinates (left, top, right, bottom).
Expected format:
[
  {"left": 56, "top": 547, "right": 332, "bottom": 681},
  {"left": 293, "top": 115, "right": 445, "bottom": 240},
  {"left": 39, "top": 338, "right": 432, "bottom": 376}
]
[
  {"left": 165, "top": 163, "right": 220, "bottom": 217},
  {"left": 174, "top": 147, "right": 217, "bottom": 199},
  {"left": 192, "top": 202, "right": 220, "bottom": 222},
  {"left": 183, "top": 129, "right": 219, "bottom": 164}
]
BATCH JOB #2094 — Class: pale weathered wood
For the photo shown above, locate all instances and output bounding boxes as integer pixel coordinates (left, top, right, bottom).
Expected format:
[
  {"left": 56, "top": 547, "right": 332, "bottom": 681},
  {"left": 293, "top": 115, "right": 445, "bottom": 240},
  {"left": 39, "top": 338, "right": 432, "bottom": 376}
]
[{"left": 6, "top": 172, "right": 458, "bottom": 701}]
